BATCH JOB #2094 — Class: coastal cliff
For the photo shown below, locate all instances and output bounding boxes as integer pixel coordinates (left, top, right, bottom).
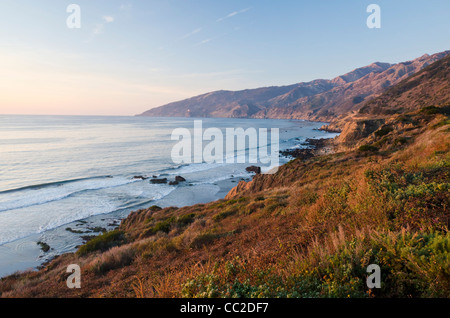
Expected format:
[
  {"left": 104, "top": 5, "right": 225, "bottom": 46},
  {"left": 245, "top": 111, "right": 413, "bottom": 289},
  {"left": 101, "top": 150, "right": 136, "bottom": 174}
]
[{"left": 1, "top": 54, "right": 449, "bottom": 298}]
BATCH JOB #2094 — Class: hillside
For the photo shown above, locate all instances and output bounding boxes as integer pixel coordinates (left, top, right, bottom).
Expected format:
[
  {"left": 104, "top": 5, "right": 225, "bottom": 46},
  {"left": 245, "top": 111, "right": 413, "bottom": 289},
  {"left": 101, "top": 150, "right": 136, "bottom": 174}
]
[
  {"left": 140, "top": 51, "right": 449, "bottom": 121},
  {"left": 359, "top": 53, "right": 450, "bottom": 116},
  {"left": 332, "top": 53, "right": 450, "bottom": 149},
  {"left": 1, "top": 55, "right": 449, "bottom": 298}
]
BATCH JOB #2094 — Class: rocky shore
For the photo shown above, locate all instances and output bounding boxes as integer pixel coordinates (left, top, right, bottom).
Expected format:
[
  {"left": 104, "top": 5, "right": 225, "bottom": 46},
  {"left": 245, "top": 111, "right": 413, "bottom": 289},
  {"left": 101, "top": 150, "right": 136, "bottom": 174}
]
[{"left": 280, "top": 137, "right": 335, "bottom": 160}]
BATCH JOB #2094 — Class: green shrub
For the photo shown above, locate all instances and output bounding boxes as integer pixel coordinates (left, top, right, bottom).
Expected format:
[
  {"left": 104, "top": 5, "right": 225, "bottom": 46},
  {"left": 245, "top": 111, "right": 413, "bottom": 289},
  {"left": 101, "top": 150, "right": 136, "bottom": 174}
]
[
  {"left": 177, "top": 213, "right": 196, "bottom": 227},
  {"left": 359, "top": 145, "right": 379, "bottom": 152},
  {"left": 245, "top": 202, "right": 265, "bottom": 215},
  {"left": 77, "top": 230, "right": 125, "bottom": 256},
  {"left": 213, "top": 208, "right": 238, "bottom": 222},
  {"left": 190, "top": 232, "right": 222, "bottom": 248},
  {"left": 264, "top": 202, "right": 287, "bottom": 214},
  {"left": 374, "top": 126, "right": 393, "bottom": 138},
  {"left": 420, "top": 105, "right": 450, "bottom": 115},
  {"left": 394, "top": 137, "right": 409, "bottom": 145},
  {"left": 151, "top": 217, "right": 176, "bottom": 234}
]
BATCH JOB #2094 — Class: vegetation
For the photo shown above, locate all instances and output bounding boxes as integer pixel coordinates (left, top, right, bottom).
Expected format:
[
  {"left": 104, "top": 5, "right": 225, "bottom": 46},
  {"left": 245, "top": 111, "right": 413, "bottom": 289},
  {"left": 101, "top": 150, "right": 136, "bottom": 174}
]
[
  {"left": 359, "top": 145, "right": 379, "bottom": 152},
  {"left": 77, "top": 230, "right": 125, "bottom": 257}
]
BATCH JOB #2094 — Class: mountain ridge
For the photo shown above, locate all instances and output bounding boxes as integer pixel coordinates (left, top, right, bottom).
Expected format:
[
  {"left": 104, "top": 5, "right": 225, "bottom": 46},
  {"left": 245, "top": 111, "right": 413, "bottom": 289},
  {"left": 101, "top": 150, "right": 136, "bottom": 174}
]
[{"left": 139, "top": 51, "right": 450, "bottom": 121}]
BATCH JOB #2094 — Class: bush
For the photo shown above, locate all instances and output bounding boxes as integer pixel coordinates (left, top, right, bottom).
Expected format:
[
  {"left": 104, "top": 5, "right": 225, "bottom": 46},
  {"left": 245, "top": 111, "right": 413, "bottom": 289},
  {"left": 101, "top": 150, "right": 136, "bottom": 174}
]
[
  {"left": 213, "top": 208, "right": 238, "bottom": 222},
  {"left": 420, "top": 106, "right": 448, "bottom": 115},
  {"left": 394, "top": 137, "right": 409, "bottom": 145},
  {"left": 77, "top": 230, "right": 125, "bottom": 256},
  {"left": 374, "top": 126, "right": 393, "bottom": 138},
  {"left": 177, "top": 213, "right": 196, "bottom": 227},
  {"left": 151, "top": 217, "right": 176, "bottom": 234},
  {"left": 245, "top": 202, "right": 265, "bottom": 215},
  {"left": 90, "top": 245, "right": 135, "bottom": 275},
  {"left": 359, "top": 145, "right": 379, "bottom": 152},
  {"left": 190, "top": 232, "right": 222, "bottom": 248},
  {"left": 149, "top": 205, "right": 162, "bottom": 212}
]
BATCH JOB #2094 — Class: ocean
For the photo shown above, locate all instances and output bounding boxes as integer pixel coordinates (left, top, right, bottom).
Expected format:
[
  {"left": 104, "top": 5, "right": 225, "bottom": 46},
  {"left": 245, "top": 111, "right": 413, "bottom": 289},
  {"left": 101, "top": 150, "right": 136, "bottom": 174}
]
[{"left": 0, "top": 115, "right": 338, "bottom": 277}]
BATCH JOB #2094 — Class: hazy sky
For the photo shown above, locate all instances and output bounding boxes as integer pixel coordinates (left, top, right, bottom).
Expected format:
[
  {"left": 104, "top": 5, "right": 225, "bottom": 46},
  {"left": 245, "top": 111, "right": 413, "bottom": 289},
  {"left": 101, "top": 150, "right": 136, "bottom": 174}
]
[{"left": 0, "top": 0, "right": 449, "bottom": 116}]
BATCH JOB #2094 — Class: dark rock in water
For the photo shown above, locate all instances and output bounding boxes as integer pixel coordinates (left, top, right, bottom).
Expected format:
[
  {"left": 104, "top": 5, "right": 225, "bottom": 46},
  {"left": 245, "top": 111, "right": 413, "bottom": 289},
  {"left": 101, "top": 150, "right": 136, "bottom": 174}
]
[
  {"left": 169, "top": 181, "right": 179, "bottom": 185},
  {"left": 37, "top": 241, "right": 50, "bottom": 253},
  {"left": 280, "top": 148, "right": 315, "bottom": 160},
  {"left": 150, "top": 178, "right": 168, "bottom": 184},
  {"left": 246, "top": 166, "right": 261, "bottom": 174},
  {"left": 66, "top": 227, "right": 89, "bottom": 234},
  {"left": 88, "top": 226, "right": 107, "bottom": 233},
  {"left": 133, "top": 176, "right": 148, "bottom": 180},
  {"left": 108, "top": 219, "right": 120, "bottom": 227},
  {"left": 152, "top": 175, "right": 158, "bottom": 178},
  {"left": 280, "top": 138, "right": 329, "bottom": 160},
  {"left": 175, "top": 176, "right": 186, "bottom": 182}
]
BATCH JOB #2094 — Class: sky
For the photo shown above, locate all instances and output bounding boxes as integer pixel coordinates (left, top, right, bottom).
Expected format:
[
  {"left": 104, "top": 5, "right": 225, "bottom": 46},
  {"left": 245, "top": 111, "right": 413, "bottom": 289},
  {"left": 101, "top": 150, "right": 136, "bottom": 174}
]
[{"left": 0, "top": 0, "right": 449, "bottom": 116}]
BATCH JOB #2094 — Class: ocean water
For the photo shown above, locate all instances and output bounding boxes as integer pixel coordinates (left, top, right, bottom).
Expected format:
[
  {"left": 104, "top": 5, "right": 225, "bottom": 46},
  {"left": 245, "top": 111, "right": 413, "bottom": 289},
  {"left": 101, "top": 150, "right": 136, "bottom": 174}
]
[{"left": 0, "top": 115, "right": 337, "bottom": 276}]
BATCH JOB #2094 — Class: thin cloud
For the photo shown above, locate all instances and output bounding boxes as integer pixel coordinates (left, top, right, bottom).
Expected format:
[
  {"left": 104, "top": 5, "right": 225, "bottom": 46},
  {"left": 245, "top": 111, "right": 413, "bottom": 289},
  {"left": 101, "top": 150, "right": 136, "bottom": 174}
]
[
  {"left": 86, "top": 15, "right": 115, "bottom": 43},
  {"left": 196, "top": 38, "right": 212, "bottom": 46},
  {"left": 91, "top": 16, "right": 115, "bottom": 37},
  {"left": 160, "top": 7, "right": 251, "bottom": 50},
  {"left": 181, "top": 28, "right": 202, "bottom": 39},
  {"left": 103, "top": 16, "right": 115, "bottom": 23},
  {"left": 216, "top": 7, "right": 251, "bottom": 22}
]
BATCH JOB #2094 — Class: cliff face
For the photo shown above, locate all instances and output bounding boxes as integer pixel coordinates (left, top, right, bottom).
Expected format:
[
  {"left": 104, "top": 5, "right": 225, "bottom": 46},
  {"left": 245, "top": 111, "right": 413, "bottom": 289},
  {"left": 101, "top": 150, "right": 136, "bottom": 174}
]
[{"left": 140, "top": 51, "right": 450, "bottom": 121}]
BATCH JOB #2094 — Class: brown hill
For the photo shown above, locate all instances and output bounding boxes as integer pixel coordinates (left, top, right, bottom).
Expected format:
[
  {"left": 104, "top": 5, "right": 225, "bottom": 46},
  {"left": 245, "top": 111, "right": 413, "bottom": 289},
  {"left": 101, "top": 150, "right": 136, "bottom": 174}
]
[
  {"left": 140, "top": 51, "right": 450, "bottom": 121},
  {"left": 358, "top": 53, "right": 450, "bottom": 116},
  {"left": 334, "top": 54, "right": 450, "bottom": 148}
]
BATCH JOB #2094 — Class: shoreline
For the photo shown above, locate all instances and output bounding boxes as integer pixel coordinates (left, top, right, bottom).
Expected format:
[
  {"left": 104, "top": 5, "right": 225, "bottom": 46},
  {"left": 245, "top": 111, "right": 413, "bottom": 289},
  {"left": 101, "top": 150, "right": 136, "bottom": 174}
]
[
  {"left": 0, "top": 120, "right": 338, "bottom": 279},
  {"left": 0, "top": 176, "right": 249, "bottom": 278}
]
